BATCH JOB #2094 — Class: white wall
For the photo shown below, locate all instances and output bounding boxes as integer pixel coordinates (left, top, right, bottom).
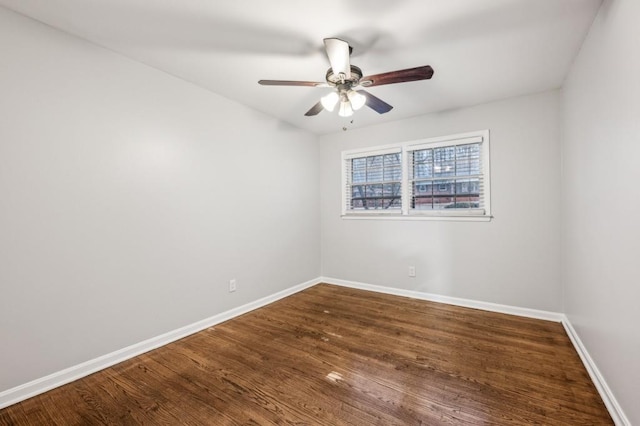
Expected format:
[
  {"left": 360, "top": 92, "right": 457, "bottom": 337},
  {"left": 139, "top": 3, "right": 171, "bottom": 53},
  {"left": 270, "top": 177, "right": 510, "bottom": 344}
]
[
  {"left": 0, "top": 7, "right": 320, "bottom": 393},
  {"left": 320, "top": 91, "right": 562, "bottom": 312},
  {"left": 562, "top": 0, "right": 640, "bottom": 423}
]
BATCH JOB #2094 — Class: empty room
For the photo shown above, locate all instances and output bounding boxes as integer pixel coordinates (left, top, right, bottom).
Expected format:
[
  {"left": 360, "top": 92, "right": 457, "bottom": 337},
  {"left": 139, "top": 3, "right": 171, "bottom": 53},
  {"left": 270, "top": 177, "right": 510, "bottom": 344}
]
[{"left": 0, "top": 0, "right": 638, "bottom": 424}]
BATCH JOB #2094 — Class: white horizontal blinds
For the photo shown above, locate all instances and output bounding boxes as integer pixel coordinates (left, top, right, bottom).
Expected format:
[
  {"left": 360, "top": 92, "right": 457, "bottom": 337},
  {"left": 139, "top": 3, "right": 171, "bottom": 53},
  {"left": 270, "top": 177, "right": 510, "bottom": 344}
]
[
  {"left": 409, "top": 137, "right": 485, "bottom": 213},
  {"left": 345, "top": 149, "right": 402, "bottom": 212}
]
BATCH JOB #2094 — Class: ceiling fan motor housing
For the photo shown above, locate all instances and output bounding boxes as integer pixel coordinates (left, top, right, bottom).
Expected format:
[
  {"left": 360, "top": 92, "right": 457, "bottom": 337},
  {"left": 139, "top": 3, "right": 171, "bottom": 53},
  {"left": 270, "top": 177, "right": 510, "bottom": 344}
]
[{"left": 326, "top": 65, "right": 363, "bottom": 89}]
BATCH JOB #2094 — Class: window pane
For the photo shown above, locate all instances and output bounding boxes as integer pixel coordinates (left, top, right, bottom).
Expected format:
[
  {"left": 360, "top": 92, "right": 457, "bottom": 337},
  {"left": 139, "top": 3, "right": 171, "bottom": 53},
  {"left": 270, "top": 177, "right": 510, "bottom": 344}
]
[
  {"left": 385, "top": 198, "right": 401, "bottom": 209},
  {"left": 431, "top": 179, "right": 453, "bottom": 209},
  {"left": 366, "top": 156, "right": 384, "bottom": 182},
  {"left": 351, "top": 185, "right": 365, "bottom": 199},
  {"left": 384, "top": 165, "right": 402, "bottom": 181},
  {"left": 351, "top": 158, "right": 366, "bottom": 183},
  {"left": 456, "top": 144, "right": 480, "bottom": 176},
  {"left": 366, "top": 184, "right": 383, "bottom": 197},
  {"left": 434, "top": 146, "right": 456, "bottom": 177},
  {"left": 384, "top": 153, "right": 402, "bottom": 167},
  {"left": 413, "top": 149, "right": 433, "bottom": 179},
  {"left": 364, "top": 198, "right": 381, "bottom": 209},
  {"left": 451, "top": 178, "right": 480, "bottom": 208},
  {"left": 413, "top": 196, "right": 434, "bottom": 210},
  {"left": 383, "top": 183, "right": 401, "bottom": 196},
  {"left": 413, "top": 181, "right": 431, "bottom": 195},
  {"left": 352, "top": 157, "right": 366, "bottom": 169},
  {"left": 412, "top": 180, "right": 432, "bottom": 210}
]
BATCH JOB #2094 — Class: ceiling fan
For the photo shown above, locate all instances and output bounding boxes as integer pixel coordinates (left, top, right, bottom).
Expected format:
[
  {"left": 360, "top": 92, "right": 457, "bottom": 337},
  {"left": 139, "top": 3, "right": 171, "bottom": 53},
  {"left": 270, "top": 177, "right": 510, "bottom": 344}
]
[{"left": 258, "top": 38, "right": 434, "bottom": 118}]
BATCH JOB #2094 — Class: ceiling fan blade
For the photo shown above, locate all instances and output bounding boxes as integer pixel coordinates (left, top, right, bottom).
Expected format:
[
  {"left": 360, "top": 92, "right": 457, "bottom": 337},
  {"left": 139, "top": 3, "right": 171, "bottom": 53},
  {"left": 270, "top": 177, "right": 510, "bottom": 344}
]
[
  {"left": 323, "top": 38, "right": 351, "bottom": 79},
  {"left": 358, "top": 90, "right": 393, "bottom": 114},
  {"left": 304, "top": 101, "right": 324, "bottom": 116},
  {"left": 259, "top": 80, "right": 329, "bottom": 87},
  {"left": 360, "top": 65, "right": 434, "bottom": 87}
]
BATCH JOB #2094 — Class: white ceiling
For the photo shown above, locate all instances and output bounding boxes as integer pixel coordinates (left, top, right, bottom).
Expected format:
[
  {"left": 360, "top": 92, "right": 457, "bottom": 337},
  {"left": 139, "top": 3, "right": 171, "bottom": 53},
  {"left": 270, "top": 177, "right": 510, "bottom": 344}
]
[{"left": 0, "top": 0, "right": 602, "bottom": 135}]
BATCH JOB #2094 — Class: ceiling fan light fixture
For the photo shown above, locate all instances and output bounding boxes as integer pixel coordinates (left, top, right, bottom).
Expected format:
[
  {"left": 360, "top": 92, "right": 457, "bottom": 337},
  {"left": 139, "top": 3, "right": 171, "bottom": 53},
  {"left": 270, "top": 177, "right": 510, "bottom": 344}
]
[
  {"left": 347, "top": 90, "right": 366, "bottom": 110},
  {"left": 338, "top": 99, "right": 354, "bottom": 117},
  {"left": 320, "top": 92, "right": 339, "bottom": 111}
]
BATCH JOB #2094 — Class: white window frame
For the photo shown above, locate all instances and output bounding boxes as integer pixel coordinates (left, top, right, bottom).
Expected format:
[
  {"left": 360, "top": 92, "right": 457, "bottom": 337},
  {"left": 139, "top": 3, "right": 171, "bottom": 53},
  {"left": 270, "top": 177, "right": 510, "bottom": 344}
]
[{"left": 341, "top": 130, "right": 491, "bottom": 221}]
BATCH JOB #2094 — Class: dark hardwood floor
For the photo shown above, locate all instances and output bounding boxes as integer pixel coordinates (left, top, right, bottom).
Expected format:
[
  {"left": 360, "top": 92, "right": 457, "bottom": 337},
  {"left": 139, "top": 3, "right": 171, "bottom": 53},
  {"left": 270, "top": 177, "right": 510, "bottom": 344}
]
[{"left": 0, "top": 284, "right": 612, "bottom": 425}]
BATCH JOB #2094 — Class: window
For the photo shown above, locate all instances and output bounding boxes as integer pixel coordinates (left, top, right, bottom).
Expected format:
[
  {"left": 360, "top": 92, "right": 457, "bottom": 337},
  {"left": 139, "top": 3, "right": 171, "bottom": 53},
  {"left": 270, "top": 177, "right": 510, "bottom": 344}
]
[
  {"left": 347, "top": 148, "right": 402, "bottom": 211},
  {"left": 342, "top": 130, "right": 491, "bottom": 220},
  {"left": 409, "top": 142, "right": 482, "bottom": 211}
]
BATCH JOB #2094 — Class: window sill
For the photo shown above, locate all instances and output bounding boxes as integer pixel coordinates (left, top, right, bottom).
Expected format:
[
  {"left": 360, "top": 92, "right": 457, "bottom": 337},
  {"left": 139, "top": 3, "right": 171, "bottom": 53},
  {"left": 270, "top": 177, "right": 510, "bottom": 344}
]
[{"left": 341, "top": 214, "right": 493, "bottom": 222}]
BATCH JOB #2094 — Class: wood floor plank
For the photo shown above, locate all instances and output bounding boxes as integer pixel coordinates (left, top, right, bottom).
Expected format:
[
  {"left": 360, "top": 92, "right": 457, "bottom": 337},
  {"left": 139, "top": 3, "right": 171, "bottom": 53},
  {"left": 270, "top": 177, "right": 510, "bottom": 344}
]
[{"left": 0, "top": 284, "right": 612, "bottom": 425}]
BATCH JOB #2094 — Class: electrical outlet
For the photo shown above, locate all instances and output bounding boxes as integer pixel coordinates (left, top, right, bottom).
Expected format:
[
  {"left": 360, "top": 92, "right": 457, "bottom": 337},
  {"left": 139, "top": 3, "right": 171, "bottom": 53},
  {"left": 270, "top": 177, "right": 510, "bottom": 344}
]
[
  {"left": 229, "top": 279, "right": 237, "bottom": 292},
  {"left": 408, "top": 266, "right": 416, "bottom": 277}
]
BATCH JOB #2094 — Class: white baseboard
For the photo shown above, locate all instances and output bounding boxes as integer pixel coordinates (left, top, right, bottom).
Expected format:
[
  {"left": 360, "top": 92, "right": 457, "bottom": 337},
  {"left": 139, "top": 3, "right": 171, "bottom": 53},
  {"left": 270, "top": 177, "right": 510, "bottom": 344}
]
[
  {"left": 0, "top": 277, "right": 321, "bottom": 410},
  {"left": 562, "top": 319, "right": 630, "bottom": 426},
  {"left": 321, "top": 276, "right": 628, "bottom": 425},
  {"left": 321, "top": 276, "right": 565, "bottom": 322}
]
